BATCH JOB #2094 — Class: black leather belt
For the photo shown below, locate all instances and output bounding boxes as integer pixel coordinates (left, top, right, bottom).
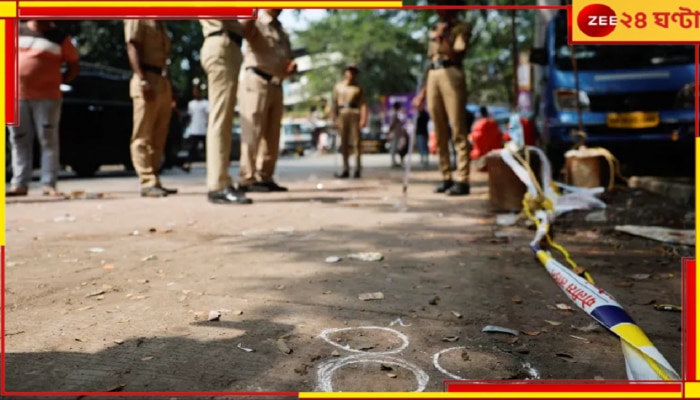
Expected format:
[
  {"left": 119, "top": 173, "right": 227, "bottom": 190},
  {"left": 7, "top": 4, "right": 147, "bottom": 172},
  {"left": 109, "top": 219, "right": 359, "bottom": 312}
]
[
  {"left": 430, "top": 59, "right": 458, "bottom": 69},
  {"left": 248, "top": 67, "right": 281, "bottom": 86},
  {"left": 207, "top": 30, "right": 243, "bottom": 48},
  {"left": 142, "top": 64, "right": 167, "bottom": 76}
]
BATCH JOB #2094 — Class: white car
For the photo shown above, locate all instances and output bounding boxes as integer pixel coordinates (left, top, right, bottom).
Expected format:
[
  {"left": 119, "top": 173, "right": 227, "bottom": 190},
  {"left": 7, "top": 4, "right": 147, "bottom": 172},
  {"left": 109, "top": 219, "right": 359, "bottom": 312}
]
[{"left": 279, "top": 120, "right": 314, "bottom": 156}]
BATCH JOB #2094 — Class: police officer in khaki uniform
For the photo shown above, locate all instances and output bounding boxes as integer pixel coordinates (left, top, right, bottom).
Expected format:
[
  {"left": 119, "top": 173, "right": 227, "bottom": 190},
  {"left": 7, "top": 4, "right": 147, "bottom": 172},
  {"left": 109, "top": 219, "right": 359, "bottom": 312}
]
[
  {"left": 331, "top": 64, "right": 367, "bottom": 179},
  {"left": 239, "top": 9, "right": 296, "bottom": 192},
  {"left": 125, "top": 20, "right": 178, "bottom": 197},
  {"left": 413, "top": 6, "right": 472, "bottom": 196},
  {"left": 199, "top": 20, "right": 252, "bottom": 204}
]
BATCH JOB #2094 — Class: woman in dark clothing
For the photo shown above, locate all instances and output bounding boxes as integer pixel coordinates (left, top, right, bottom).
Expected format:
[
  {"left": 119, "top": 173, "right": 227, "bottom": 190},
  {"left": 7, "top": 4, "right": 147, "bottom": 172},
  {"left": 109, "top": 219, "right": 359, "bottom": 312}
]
[{"left": 415, "top": 103, "right": 430, "bottom": 168}]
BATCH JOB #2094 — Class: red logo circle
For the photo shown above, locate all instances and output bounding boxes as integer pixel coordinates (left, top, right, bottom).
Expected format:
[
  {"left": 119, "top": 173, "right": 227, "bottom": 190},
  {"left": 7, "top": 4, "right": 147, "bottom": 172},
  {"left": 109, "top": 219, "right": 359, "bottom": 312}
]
[{"left": 577, "top": 4, "right": 617, "bottom": 38}]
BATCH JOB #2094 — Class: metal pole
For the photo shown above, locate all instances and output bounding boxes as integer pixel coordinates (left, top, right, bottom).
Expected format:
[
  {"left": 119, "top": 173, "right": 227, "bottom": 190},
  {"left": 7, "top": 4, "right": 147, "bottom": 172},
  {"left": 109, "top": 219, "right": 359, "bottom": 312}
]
[{"left": 511, "top": 0, "right": 519, "bottom": 112}]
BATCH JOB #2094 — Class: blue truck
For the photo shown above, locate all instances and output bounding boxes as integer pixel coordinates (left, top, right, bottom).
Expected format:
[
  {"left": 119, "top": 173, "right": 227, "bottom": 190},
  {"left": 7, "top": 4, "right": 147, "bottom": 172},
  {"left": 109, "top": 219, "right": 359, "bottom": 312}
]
[{"left": 529, "top": 9, "right": 696, "bottom": 177}]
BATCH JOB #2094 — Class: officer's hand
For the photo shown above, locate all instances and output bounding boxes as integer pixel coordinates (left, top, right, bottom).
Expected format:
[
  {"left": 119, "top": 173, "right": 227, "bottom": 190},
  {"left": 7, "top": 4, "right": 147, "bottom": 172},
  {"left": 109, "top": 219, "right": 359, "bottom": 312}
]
[
  {"left": 141, "top": 81, "right": 155, "bottom": 102},
  {"left": 412, "top": 95, "right": 424, "bottom": 109},
  {"left": 285, "top": 60, "right": 297, "bottom": 76}
]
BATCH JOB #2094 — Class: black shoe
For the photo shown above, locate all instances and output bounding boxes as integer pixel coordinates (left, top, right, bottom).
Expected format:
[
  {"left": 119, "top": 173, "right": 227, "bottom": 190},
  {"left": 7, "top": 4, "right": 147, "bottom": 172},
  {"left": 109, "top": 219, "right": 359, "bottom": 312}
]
[
  {"left": 434, "top": 180, "right": 454, "bottom": 193},
  {"left": 260, "top": 181, "right": 288, "bottom": 192},
  {"left": 239, "top": 183, "right": 269, "bottom": 193},
  {"left": 157, "top": 185, "right": 178, "bottom": 195},
  {"left": 446, "top": 182, "right": 470, "bottom": 196},
  {"left": 141, "top": 186, "right": 168, "bottom": 198},
  {"left": 208, "top": 186, "right": 253, "bottom": 204},
  {"left": 334, "top": 171, "right": 349, "bottom": 179},
  {"left": 353, "top": 170, "right": 361, "bottom": 179}
]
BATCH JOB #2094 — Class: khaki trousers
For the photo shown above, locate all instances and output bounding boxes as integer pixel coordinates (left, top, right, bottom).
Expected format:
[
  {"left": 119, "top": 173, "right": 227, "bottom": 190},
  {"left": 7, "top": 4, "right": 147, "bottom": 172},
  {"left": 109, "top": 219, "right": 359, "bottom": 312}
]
[
  {"left": 201, "top": 35, "right": 242, "bottom": 191},
  {"left": 130, "top": 73, "right": 172, "bottom": 188},
  {"left": 426, "top": 66, "right": 471, "bottom": 183},
  {"left": 338, "top": 109, "right": 362, "bottom": 172},
  {"left": 239, "top": 69, "right": 284, "bottom": 185}
]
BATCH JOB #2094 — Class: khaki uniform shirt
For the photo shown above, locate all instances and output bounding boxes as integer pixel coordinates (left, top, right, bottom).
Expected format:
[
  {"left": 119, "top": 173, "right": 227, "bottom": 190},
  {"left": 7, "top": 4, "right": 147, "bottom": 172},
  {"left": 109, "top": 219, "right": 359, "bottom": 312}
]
[
  {"left": 200, "top": 20, "right": 244, "bottom": 38},
  {"left": 332, "top": 81, "right": 365, "bottom": 116},
  {"left": 427, "top": 21, "right": 471, "bottom": 63},
  {"left": 244, "top": 11, "right": 293, "bottom": 78},
  {"left": 124, "top": 20, "right": 171, "bottom": 96}
]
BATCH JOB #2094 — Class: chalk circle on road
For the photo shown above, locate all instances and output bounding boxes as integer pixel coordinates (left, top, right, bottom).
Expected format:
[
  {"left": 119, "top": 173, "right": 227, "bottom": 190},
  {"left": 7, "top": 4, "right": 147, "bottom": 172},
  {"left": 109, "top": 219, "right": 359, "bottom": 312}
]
[
  {"left": 316, "top": 354, "right": 429, "bottom": 392},
  {"left": 319, "top": 326, "right": 409, "bottom": 355},
  {"left": 432, "top": 347, "right": 468, "bottom": 380}
]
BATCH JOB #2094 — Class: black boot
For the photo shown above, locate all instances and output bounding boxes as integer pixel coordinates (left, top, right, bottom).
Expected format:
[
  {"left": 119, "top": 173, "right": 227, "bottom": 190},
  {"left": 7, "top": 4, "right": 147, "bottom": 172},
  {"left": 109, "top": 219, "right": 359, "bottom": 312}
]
[
  {"left": 434, "top": 180, "right": 454, "bottom": 193},
  {"left": 208, "top": 186, "right": 253, "bottom": 204},
  {"left": 353, "top": 170, "right": 361, "bottom": 179},
  {"left": 335, "top": 171, "right": 350, "bottom": 179},
  {"left": 446, "top": 182, "right": 470, "bottom": 196}
]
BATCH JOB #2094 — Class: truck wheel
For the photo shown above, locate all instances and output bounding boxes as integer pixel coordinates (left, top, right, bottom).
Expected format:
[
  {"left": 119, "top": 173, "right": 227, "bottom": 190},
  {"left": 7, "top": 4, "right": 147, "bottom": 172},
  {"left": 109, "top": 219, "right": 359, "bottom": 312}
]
[
  {"left": 71, "top": 162, "right": 100, "bottom": 178},
  {"left": 5, "top": 134, "right": 12, "bottom": 182}
]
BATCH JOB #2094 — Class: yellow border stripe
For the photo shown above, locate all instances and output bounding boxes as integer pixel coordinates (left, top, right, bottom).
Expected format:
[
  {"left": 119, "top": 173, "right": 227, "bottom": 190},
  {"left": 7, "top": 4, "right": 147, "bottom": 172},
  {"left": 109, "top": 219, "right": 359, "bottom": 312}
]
[
  {"left": 0, "top": 1, "right": 16, "bottom": 17},
  {"left": 0, "top": 19, "right": 5, "bottom": 247},
  {"left": 299, "top": 393, "right": 681, "bottom": 399},
  {"left": 686, "top": 382, "right": 700, "bottom": 398},
  {"left": 21, "top": 1, "right": 402, "bottom": 7}
]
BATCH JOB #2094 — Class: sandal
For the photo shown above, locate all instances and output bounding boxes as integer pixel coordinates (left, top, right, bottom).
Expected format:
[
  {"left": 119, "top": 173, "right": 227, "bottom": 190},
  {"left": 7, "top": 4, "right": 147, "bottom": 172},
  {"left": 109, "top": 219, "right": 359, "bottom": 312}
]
[
  {"left": 7, "top": 186, "right": 28, "bottom": 197},
  {"left": 42, "top": 186, "right": 65, "bottom": 197}
]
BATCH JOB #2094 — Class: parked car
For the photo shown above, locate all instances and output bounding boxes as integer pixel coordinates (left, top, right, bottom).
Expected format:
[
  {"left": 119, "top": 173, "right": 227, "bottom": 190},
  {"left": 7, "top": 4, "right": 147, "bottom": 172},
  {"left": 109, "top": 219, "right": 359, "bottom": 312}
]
[
  {"left": 5, "top": 62, "right": 185, "bottom": 181},
  {"left": 279, "top": 119, "right": 314, "bottom": 156}
]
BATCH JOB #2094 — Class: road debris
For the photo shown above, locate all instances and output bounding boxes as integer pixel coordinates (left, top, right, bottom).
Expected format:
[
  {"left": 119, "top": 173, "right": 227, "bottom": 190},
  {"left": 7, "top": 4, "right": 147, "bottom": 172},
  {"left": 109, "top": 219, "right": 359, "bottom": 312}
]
[
  {"left": 207, "top": 311, "right": 222, "bottom": 321},
  {"left": 88, "top": 247, "right": 105, "bottom": 253},
  {"left": 358, "top": 292, "right": 384, "bottom": 301},
  {"left": 428, "top": 295, "right": 440, "bottom": 305},
  {"left": 544, "top": 320, "right": 562, "bottom": 326},
  {"left": 103, "top": 263, "right": 115, "bottom": 270},
  {"left": 141, "top": 255, "right": 157, "bottom": 262},
  {"left": 141, "top": 356, "right": 153, "bottom": 361},
  {"left": 53, "top": 214, "right": 76, "bottom": 222},
  {"left": 628, "top": 273, "right": 651, "bottom": 280},
  {"left": 555, "top": 303, "right": 572, "bottom": 311},
  {"left": 584, "top": 211, "right": 607, "bottom": 222},
  {"left": 572, "top": 322, "right": 600, "bottom": 332},
  {"left": 276, "top": 339, "right": 293, "bottom": 354},
  {"left": 569, "top": 335, "right": 591, "bottom": 344},
  {"left": 614, "top": 225, "right": 694, "bottom": 246},
  {"left": 232, "top": 310, "right": 243, "bottom": 315},
  {"left": 451, "top": 311, "right": 463, "bottom": 319},
  {"left": 237, "top": 343, "right": 255, "bottom": 352},
  {"left": 482, "top": 325, "right": 520, "bottom": 336},
  {"left": 113, "top": 339, "right": 124, "bottom": 345},
  {"left": 386, "top": 373, "right": 398, "bottom": 379},
  {"left": 442, "top": 336, "right": 460, "bottom": 342},
  {"left": 556, "top": 352, "right": 575, "bottom": 362},
  {"left": 325, "top": 256, "right": 342, "bottom": 263},
  {"left": 511, "top": 296, "right": 522, "bottom": 304},
  {"left": 347, "top": 252, "right": 384, "bottom": 262},
  {"left": 331, "top": 350, "right": 340, "bottom": 357},
  {"left": 85, "top": 289, "right": 105, "bottom": 298},
  {"left": 654, "top": 304, "right": 682, "bottom": 312},
  {"left": 521, "top": 330, "right": 542, "bottom": 336}
]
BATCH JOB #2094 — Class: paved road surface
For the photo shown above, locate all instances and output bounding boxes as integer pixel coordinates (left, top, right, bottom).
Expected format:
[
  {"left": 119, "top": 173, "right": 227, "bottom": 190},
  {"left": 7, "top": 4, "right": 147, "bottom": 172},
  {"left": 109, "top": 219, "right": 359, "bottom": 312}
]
[{"left": 5, "top": 153, "right": 687, "bottom": 394}]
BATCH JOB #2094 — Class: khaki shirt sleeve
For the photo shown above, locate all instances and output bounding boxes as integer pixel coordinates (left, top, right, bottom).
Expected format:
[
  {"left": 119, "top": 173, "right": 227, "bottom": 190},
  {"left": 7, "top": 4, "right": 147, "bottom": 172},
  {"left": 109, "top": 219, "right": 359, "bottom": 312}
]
[
  {"left": 358, "top": 87, "right": 366, "bottom": 107},
  {"left": 331, "top": 84, "right": 339, "bottom": 117},
  {"left": 124, "top": 20, "right": 145, "bottom": 44}
]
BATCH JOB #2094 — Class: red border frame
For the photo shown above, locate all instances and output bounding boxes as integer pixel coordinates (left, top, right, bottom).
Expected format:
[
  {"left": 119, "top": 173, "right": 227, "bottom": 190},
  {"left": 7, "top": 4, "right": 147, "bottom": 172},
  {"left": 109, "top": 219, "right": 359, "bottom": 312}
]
[{"left": 1, "top": 3, "right": 696, "bottom": 397}]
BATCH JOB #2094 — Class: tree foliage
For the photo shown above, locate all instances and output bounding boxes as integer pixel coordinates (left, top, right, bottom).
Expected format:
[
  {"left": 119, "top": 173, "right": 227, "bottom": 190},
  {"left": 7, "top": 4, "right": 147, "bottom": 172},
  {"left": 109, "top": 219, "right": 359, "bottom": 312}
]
[{"left": 52, "top": 6, "right": 535, "bottom": 108}]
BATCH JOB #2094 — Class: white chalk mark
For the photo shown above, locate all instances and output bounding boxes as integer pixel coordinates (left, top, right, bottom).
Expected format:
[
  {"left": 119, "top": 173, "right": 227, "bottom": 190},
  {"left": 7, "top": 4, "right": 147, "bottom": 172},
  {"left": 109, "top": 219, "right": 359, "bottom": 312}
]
[
  {"left": 316, "top": 354, "right": 429, "bottom": 392},
  {"left": 522, "top": 362, "right": 540, "bottom": 380},
  {"left": 432, "top": 347, "right": 467, "bottom": 380},
  {"left": 319, "top": 326, "right": 409, "bottom": 355},
  {"left": 389, "top": 318, "right": 412, "bottom": 327}
]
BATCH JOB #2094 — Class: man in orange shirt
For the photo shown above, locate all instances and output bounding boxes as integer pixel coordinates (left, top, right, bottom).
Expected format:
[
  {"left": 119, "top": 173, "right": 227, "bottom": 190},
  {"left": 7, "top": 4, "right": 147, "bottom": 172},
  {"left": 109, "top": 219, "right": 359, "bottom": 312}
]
[
  {"left": 7, "top": 20, "right": 79, "bottom": 197},
  {"left": 469, "top": 106, "right": 503, "bottom": 169}
]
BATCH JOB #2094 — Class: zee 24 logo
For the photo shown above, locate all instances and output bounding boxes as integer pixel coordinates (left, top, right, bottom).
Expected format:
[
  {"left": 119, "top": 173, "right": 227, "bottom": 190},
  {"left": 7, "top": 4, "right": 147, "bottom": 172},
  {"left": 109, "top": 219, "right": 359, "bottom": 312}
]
[{"left": 577, "top": 4, "right": 648, "bottom": 37}]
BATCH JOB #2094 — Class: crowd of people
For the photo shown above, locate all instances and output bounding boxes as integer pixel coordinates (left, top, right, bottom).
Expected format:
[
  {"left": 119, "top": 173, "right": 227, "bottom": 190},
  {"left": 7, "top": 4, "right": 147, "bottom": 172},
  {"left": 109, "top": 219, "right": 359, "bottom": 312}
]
[{"left": 9, "top": 4, "right": 516, "bottom": 205}]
